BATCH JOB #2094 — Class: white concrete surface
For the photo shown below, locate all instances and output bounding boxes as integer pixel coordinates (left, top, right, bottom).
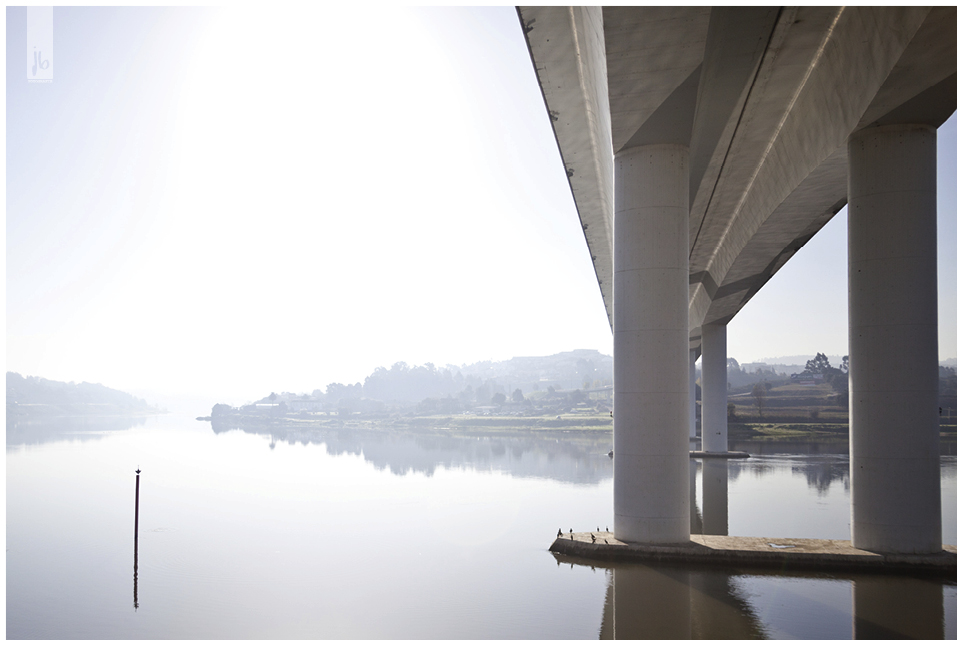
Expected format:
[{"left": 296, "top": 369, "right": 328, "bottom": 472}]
[
  {"left": 613, "top": 144, "right": 690, "bottom": 544},
  {"left": 700, "top": 323, "right": 728, "bottom": 453},
  {"left": 520, "top": 5, "right": 955, "bottom": 556},
  {"left": 689, "top": 349, "right": 698, "bottom": 449},
  {"left": 518, "top": 6, "right": 953, "bottom": 352},
  {"left": 848, "top": 124, "right": 942, "bottom": 554},
  {"left": 519, "top": 6, "right": 615, "bottom": 327}
]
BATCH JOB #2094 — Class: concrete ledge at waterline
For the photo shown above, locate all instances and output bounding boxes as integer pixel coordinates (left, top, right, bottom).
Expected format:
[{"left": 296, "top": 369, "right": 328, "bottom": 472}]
[
  {"left": 550, "top": 533, "right": 956, "bottom": 575},
  {"left": 689, "top": 450, "right": 749, "bottom": 459}
]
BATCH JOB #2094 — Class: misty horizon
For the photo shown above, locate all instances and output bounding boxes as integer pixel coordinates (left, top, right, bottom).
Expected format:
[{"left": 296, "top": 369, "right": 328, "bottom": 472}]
[{"left": 6, "top": 6, "right": 956, "bottom": 411}]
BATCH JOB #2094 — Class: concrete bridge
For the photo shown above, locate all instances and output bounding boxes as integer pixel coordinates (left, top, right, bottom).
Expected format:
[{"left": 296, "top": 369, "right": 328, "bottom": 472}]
[{"left": 517, "top": 6, "right": 955, "bottom": 554}]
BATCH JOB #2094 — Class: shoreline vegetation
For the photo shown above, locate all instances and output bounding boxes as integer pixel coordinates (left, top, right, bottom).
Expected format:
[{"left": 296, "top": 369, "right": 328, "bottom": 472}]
[
  {"left": 205, "top": 412, "right": 956, "bottom": 442},
  {"left": 6, "top": 371, "right": 165, "bottom": 419},
  {"left": 206, "top": 353, "right": 956, "bottom": 442}
]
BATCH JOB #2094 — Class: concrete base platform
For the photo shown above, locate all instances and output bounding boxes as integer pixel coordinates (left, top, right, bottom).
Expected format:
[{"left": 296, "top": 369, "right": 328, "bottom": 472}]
[
  {"left": 689, "top": 450, "right": 750, "bottom": 459},
  {"left": 550, "top": 532, "right": 956, "bottom": 575}
]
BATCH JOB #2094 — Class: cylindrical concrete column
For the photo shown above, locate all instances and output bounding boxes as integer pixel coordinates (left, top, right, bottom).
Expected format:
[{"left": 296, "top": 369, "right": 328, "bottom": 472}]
[
  {"left": 689, "top": 350, "right": 698, "bottom": 450},
  {"left": 701, "top": 322, "right": 728, "bottom": 453},
  {"left": 848, "top": 124, "right": 941, "bottom": 554},
  {"left": 613, "top": 144, "right": 690, "bottom": 544}
]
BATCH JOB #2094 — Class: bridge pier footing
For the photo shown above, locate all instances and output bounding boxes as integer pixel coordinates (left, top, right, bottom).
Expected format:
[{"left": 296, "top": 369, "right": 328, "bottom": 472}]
[{"left": 848, "top": 123, "right": 942, "bottom": 554}]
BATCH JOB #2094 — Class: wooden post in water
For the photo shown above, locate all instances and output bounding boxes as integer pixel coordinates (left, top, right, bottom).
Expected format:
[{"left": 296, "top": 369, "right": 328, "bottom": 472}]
[
  {"left": 134, "top": 467, "right": 140, "bottom": 610},
  {"left": 134, "top": 468, "right": 141, "bottom": 547}
]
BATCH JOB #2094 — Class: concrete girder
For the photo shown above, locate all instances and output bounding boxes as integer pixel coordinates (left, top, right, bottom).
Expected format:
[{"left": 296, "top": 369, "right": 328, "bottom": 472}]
[
  {"left": 517, "top": 6, "right": 955, "bottom": 350},
  {"left": 603, "top": 7, "right": 710, "bottom": 153},
  {"left": 519, "top": 6, "right": 615, "bottom": 329},
  {"left": 688, "top": 8, "right": 781, "bottom": 214},
  {"left": 856, "top": 6, "right": 957, "bottom": 131},
  {"left": 689, "top": 6, "right": 930, "bottom": 332},
  {"left": 695, "top": 6, "right": 955, "bottom": 333}
]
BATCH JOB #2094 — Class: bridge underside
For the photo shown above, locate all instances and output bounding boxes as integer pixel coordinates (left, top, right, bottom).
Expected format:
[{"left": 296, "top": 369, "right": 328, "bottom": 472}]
[
  {"left": 518, "top": 6, "right": 955, "bottom": 346},
  {"left": 518, "top": 6, "right": 956, "bottom": 553}
]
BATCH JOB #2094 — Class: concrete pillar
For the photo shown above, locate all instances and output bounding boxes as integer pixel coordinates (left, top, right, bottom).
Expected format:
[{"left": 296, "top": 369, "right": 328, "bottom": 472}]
[
  {"left": 701, "top": 322, "right": 728, "bottom": 453},
  {"left": 848, "top": 124, "right": 941, "bottom": 554},
  {"left": 689, "top": 350, "right": 698, "bottom": 450},
  {"left": 613, "top": 144, "right": 690, "bottom": 544}
]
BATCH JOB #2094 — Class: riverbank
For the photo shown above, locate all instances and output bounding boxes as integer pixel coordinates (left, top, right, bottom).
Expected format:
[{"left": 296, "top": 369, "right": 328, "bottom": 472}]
[{"left": 207, "top": 412, "right": 957, "bottom": 441}]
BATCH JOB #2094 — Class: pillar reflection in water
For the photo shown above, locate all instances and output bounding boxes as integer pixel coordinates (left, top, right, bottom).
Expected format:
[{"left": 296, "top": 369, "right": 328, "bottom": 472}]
[
  {"left": 606, "top": 564, "right": 692, "bottom": 639},
  {"left": 591, "top": 560, "right": 950, "bottom": 638},
  {"left": 690, "top": 459, "right": 703, "bottom": 534},
  {"left": 852, "top": 575, "right": 945, "bottom": 639},
  {"left": 599, "top": 565, "right": 766, "bottom": 639},
  {"left": 701, "top": 459, "right": 729, "bottom": 536}
]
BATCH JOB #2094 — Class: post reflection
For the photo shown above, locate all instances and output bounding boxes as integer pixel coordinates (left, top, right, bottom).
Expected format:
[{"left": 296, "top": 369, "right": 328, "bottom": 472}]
[{"left": 133, "top": 549, "right": 139, "bottom": 611}]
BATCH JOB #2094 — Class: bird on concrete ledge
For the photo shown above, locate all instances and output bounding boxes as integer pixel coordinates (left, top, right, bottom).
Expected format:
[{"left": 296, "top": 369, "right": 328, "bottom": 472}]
[
  {"left": 557, "top": 528, "right": 562, "bottom": 538},
  {"left": 591, "top": 534, "right": 596, "bottom": 543}
]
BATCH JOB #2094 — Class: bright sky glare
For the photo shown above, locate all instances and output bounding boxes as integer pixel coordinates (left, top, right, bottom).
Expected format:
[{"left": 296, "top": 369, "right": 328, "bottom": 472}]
[{"left": 5, "top": 6, "right": 957, "bottom": 407}]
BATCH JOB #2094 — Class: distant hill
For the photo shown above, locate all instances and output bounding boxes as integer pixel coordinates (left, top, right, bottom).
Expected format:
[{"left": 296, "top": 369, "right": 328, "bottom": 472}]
[
  {"left": 6, "top": 372, "right": 162, "bottom": 417},
  {"left": 239, "top": 350, "right": 614, "bottom": 411},
  {"left": 750, "top": 354, "right": 847, "bottom": 367},
  {"left": 750, "top": 354, "right": 956, "bottom": 368}
]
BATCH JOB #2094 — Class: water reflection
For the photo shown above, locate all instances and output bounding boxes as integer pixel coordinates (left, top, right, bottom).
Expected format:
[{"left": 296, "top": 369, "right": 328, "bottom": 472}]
[
  {"left": 702, "top": 459, "right": 729, "bottom": 536},
  {"left": 210, "top": 422, "right": 614, "bottom": 484},
  {"left": 690, "top": 459, "right": 703, "bottom": 533},
  {"left": 580, "top": 556, "right": 953, "bottom": 640},
  {"left": 6, "top": 416, "right": 956, "bottom": 639},
  {"left": 133, "top": 548, "right": 139, "bottom": 611},
  {"left": 852, "top": 575, "right": 945, "bottom": 639},
  {"left": 594, "top": 561, "right": 765, "bottom": 639},
  {"left": 6, "top": 414, "right": 147, "bottom": 447}
]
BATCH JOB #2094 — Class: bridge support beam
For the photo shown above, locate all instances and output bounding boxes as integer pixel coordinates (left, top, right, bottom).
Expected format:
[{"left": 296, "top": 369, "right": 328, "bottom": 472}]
[
  {"left": 613, "top": 144, "right": 690, "bottom": 544},
  {"left": 700, "top": 322, "right": 729, "bottom": 453},
  {"left": 848, "top": 124, "right": 941, "bottom": 554}
]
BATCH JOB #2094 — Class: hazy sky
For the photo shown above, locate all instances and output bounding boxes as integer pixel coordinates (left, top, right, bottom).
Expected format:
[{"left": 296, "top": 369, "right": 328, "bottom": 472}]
[{"left": 6, "top": 6, "right": 957, "bottom": 406}]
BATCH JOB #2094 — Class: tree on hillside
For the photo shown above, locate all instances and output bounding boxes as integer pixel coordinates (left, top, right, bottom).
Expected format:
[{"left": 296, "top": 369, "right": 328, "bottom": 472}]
[
  {"left": 751, "top": 383, "right": 767, "bottom": 417},
  {"left": 805, "top": 353, "right": 833, "bottom": 375},
  {"left": 492, "top": 392, "right": 507, "bottom": 406},
  {"left": 512, "top": 388, "right": 524, "bottom": 402}
]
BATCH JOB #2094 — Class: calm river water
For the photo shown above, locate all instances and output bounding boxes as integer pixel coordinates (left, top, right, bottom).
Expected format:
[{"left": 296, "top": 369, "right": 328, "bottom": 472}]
[{"left": 6, "top": 415, "right": 957, "bottom": 639}]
